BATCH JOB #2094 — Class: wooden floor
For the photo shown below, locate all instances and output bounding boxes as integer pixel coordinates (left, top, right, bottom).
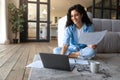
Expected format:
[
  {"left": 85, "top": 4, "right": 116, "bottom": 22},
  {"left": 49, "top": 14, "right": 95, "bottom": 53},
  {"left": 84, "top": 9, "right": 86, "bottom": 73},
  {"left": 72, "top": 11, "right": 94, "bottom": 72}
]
[{"left": 0, "top": 40, "right": 57, "bottom": 80}]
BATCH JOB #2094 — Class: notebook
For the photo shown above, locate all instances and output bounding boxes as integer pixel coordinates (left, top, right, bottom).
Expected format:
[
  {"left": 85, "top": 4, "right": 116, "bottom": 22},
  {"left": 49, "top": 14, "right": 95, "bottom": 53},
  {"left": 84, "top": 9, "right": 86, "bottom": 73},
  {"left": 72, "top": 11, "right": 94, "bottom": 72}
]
[{"left": 39, "top": 53, "right": 75, "bottom": 71}]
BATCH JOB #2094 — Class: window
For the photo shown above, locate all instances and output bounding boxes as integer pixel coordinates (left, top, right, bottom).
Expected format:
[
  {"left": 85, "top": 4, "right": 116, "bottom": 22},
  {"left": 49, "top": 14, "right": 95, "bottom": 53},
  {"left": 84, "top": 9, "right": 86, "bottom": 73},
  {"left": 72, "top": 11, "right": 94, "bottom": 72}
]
[{"left": 92, "top": 0, "right": 119, "bottom": 19}]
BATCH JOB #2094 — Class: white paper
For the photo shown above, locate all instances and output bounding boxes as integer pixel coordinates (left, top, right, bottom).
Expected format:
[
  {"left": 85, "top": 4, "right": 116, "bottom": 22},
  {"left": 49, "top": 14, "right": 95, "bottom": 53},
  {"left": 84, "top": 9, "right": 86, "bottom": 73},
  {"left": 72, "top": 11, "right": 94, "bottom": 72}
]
[
  {"left": 69, "top": 58, "right": 76, "bottom": 64},
  {"left": 69, "top": 58, "right": 89, "bottom": 65},
  {"left": 78, "top": 30, "right": 107, "bottom": 45},
  {"left": 26, "top": 60, "right": 43, "bottom": 68},
  {"left": 76, "top": 60, "right": 89, "bottom": 65}
]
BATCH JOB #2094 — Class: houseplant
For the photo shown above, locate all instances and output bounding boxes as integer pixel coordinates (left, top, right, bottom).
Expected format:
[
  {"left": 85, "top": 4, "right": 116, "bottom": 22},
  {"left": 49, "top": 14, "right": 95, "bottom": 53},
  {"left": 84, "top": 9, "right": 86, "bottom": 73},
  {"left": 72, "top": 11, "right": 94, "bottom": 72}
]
[{"left": 8, "top": 3, "right": 26, "bottom": 43}]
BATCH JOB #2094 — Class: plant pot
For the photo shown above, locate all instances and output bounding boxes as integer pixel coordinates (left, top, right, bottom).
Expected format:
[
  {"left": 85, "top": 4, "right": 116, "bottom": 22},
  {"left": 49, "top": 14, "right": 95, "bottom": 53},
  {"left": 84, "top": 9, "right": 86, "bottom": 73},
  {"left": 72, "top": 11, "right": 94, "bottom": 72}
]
[{"left": 13, "top": 39, "right": 18, "bottom": 44}]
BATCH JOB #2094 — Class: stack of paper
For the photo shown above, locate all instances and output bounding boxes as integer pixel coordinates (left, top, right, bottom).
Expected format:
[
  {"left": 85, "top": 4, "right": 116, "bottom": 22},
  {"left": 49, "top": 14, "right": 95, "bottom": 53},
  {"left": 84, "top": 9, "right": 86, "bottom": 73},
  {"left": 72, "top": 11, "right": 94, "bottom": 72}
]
[{"left": 26, "top": 60, "right": 43, "bottom": 68}]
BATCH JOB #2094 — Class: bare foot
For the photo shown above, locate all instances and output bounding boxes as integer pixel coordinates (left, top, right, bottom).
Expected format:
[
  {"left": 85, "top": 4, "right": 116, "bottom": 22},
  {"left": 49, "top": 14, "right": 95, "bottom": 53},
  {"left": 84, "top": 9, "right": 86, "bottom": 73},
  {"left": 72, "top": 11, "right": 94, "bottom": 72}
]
[{"left": 68, "top": 52, "right": 80, "bottom": 58}]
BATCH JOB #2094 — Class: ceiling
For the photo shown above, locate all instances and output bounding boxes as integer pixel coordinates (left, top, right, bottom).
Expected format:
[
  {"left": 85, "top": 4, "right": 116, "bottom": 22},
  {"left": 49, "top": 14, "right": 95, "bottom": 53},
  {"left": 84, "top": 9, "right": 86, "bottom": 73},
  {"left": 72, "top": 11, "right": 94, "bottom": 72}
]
[{"left": 50, "top": 0, "right": 93, "bottom": 12}]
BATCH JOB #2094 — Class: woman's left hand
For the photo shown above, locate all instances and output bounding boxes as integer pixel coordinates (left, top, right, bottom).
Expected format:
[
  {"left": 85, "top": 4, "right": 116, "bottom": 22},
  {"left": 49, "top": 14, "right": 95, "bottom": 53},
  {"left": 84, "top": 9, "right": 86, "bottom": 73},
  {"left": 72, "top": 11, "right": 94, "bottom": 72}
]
[{"left": 87, "top": 44, "right": 97, "bottom": 49}]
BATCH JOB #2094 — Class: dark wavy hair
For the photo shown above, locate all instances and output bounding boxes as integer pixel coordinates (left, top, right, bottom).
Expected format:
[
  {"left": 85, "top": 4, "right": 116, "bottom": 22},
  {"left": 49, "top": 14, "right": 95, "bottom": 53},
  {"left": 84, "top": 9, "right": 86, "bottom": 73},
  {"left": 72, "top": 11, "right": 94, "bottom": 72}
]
[{"left": 66, "top": 4, "right": 92, "bottom": 27}]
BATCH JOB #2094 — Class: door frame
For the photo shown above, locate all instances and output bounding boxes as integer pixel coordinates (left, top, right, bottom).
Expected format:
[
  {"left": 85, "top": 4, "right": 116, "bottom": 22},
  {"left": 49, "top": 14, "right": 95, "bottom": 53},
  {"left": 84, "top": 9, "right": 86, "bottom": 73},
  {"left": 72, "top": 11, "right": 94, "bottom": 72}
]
[{"left": 20, "top": 0, "right": 50, "bottom": 42}]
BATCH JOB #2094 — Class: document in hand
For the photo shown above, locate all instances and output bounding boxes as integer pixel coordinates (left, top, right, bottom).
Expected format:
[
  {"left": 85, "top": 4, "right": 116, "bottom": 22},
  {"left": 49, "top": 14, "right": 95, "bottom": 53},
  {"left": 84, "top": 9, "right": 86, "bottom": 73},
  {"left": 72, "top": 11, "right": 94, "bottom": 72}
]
[{"left": 78, "top": 30, "right": 107, "bottom": 45}]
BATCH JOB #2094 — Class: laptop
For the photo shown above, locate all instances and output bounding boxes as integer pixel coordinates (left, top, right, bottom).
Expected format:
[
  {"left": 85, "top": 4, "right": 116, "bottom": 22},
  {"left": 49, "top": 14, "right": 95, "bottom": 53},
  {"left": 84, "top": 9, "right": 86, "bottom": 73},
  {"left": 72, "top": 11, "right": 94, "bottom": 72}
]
[{"left": 39, "top": 53, "right": 75, "bottom": 71}]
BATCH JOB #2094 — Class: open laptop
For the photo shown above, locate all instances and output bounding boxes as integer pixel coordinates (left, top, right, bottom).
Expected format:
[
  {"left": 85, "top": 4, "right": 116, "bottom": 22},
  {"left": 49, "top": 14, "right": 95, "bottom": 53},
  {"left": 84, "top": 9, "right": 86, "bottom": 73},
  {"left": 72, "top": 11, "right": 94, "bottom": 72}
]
[{"left": 39, "top": 53, "right": 75, "bottom": 71}]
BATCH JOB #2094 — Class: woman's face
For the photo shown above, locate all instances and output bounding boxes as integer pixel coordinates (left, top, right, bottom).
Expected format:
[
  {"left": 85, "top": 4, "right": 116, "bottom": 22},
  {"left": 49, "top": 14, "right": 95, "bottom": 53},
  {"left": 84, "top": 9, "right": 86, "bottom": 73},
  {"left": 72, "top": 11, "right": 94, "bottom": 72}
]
[{"left": 71, "top": 10, "right": 83, "bottom": 25}]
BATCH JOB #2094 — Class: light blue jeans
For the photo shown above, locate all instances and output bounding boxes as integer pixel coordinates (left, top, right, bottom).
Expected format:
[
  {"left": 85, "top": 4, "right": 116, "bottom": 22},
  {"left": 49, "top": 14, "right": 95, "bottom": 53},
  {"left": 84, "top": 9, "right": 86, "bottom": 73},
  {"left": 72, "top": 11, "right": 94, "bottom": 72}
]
[{"left": 53, "top": 47, "right": 96, "bottom": 59}]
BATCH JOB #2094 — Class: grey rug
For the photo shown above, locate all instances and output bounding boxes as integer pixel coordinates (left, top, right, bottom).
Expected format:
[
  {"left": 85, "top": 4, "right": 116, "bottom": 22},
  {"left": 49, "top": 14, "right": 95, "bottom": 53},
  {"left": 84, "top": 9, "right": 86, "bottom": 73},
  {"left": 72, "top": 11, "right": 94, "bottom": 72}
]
[{"left": 28, "top": 54, "right": 120, "bottom": 80}]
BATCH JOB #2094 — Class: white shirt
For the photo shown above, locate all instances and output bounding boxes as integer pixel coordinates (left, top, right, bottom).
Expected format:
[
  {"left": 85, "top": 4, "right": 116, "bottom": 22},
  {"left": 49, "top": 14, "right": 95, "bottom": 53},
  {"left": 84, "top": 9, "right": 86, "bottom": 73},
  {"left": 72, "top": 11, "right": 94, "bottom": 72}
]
[{"left": 76, "top": 27, "right": 83, "bottom": 43}]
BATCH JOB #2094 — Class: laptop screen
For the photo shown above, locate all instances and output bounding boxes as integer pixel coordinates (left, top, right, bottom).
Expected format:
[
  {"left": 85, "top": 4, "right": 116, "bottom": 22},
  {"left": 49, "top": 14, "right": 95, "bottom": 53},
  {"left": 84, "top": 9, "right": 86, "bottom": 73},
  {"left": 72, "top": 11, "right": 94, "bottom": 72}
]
[{"left": 39, "top": 53, "right": 75, "bottom": 71}]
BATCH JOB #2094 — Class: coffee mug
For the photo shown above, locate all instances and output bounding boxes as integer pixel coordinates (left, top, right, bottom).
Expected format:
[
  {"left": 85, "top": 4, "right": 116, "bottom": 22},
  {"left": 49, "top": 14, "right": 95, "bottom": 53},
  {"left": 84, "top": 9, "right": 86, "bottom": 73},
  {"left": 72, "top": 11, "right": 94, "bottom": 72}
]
[{"left": 90, "top": 61, "right": 100, "bottom": 73}]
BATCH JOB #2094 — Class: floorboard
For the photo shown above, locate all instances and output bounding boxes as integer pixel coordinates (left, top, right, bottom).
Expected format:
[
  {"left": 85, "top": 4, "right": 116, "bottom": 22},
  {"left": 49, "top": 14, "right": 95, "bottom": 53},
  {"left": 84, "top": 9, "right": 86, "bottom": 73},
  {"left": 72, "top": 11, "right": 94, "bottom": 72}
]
[{"left": 0, "top": 40, "right": 57, "bottom": 80}]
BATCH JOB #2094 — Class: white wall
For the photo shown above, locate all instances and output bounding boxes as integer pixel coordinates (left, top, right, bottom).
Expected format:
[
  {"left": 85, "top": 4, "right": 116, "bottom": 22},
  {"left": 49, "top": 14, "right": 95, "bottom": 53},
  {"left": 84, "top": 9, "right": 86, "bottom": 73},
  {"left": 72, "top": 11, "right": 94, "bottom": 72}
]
[
  {"left": 0, "top": 0, "right": 1, "bottom": 26},
  {"left": 0, "top": 0, "right": 1, "bottom": 42},
  {"left": 0, "top": 0, "right": 9, "bottom": 44},
  {"left": 50, "top": 10, "right": 66, "bottom": 24},
  {"left": 8, "top": 0, "right": 19, "bottom": 7},
  {"left": 0, "top": 0, "right": 19, "bottom": 44}
]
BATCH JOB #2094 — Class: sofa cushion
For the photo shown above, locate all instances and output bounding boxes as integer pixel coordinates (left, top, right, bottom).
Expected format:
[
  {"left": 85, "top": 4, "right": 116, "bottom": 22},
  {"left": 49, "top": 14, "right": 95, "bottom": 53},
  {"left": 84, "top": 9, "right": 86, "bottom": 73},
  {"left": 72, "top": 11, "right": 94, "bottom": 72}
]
[
  {"left": 97, "top": 32, "right": 120, "bottom": 53},
  {"left": 112, "top": 20, "right": 120, "bottom": 32},
  {"left": 101, "top": 19, "right": 112, "bottom": 31},
  {"left": 93, "top": 19, "right": 102, "bottom": 31}
]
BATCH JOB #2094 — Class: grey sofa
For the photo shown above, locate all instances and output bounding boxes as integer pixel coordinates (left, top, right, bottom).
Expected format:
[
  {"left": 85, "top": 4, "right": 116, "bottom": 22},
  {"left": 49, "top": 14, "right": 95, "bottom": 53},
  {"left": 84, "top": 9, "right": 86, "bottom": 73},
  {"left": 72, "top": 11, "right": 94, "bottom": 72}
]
[
  {"left": 93, "top": 18, "right": 120, "bottom": 53},
  {"left": 57, "top": 16, "right": 120, "bottom": 53}
]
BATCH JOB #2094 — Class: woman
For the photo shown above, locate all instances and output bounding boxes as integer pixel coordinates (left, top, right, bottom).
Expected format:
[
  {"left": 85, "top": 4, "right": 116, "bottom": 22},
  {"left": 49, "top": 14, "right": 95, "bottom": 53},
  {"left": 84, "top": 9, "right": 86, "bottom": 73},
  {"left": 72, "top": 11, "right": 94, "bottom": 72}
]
[{"left": 53, "top": 4, "right": 97, "bottom": 59}]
